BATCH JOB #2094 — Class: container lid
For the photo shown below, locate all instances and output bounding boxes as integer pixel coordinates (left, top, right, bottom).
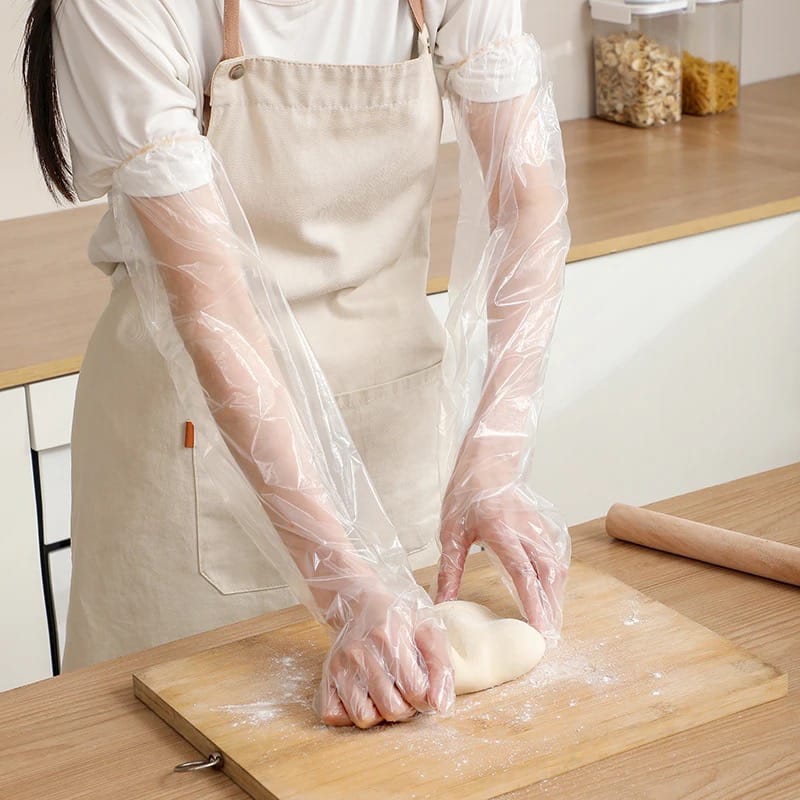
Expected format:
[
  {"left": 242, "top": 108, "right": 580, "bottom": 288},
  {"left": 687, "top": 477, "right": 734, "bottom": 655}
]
[
  {"left": 590, "top": 0, "right": 688, "bottom": 23},
  {"left": 685, "top": 0, "right": 740, "bottom": 13}
]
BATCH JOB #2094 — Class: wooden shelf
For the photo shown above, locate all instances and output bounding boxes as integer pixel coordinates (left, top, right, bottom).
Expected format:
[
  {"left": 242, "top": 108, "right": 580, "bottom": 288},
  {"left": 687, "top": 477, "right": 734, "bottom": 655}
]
[{"left": 2, "top": 76, "right": 799, "bottom": 391}]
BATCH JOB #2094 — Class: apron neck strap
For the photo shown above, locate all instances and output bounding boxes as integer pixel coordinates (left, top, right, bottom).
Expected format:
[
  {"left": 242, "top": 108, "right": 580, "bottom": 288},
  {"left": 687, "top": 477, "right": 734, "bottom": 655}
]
[
  {"left": 407, "top": 0, "right": 425, "bottom": 35},
  {"left": 221, "top": 0, "right": 426, "bottom": 62},
  {"left": 222, "top": 0, "right": 243, "bottom": 61}
]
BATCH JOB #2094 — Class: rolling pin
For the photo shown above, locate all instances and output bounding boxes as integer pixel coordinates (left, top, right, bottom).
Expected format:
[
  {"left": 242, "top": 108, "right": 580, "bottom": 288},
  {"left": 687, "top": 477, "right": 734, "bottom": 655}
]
[{"left": 605, "top": 503, "right": 800, "bottom": 587}]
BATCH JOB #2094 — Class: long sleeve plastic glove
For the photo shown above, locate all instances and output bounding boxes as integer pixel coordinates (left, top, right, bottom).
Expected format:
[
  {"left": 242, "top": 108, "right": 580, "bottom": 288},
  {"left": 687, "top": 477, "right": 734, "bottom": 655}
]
[
  {"left": 111, "top": 135, "right": 454, "bottom": 727},
  {"left": 435, "top": 34, "right": 572, "bottom": 643}
]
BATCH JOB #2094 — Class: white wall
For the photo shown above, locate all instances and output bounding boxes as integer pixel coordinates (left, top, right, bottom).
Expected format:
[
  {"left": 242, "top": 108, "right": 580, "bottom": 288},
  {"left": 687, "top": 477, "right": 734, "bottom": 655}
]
[
  {"left": 524, "top": 1, "right": 597, "bottom": 127},
  {"left": 740, "top": 0, "right": 800, "bottom": 84},
  {"left": 1, "top": 0, "right": 63, "bottom": 220}
]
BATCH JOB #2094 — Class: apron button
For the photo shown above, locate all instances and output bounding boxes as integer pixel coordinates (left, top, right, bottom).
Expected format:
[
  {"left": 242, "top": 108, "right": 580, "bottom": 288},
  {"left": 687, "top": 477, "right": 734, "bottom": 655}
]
[{"left": 229, "top": 64, "right": 245, "bottom": 80}]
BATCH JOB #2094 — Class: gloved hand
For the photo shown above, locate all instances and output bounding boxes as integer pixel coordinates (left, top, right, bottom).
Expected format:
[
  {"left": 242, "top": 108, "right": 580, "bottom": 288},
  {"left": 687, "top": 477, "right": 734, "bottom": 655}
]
[
  {"left": 110, "top": 136, "right": 454, "bottom": 730},
  {"left": 435, "top": 439, "right": 569, "bottom": 640},
  {"left": 435, "top": 32, "right": 572, "bottom": 644},
  {"left": 315, "top": 583, "right": 455, "bottom": 728}
]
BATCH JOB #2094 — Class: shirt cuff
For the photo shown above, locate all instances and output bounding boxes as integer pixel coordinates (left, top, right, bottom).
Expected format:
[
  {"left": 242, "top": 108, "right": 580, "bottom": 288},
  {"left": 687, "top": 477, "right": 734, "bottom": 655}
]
[
  {"left": 111, "top": 134, "right": 214, "bottom": 198},
  {"left": 446, "top": 34, "right": 542, "bottom": 103}
]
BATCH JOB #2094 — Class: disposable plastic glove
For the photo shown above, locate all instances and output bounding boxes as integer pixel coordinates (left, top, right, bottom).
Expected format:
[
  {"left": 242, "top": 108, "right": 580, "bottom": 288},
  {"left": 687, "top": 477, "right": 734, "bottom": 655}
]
[
  {"left": 435, "top": 34, "right": 572, "bottom": 642},
  {"left": 437, "top": 449, "right": 569, "bottom": 636},
  {"left": 316, "top": 584, "right": 455, "bottom": 728},
  {"left": 111, "top": 135, "right": 454, "bottom": 726}
]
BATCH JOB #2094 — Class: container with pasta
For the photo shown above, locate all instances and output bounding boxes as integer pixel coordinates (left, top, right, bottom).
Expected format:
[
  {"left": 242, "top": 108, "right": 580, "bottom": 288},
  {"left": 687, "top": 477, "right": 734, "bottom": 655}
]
[
  {"left": 682, "top": 0, "right": 742, "bottom": 115},
  {"left": 590, "top": 0, "right": 687, "bottom": 128}
]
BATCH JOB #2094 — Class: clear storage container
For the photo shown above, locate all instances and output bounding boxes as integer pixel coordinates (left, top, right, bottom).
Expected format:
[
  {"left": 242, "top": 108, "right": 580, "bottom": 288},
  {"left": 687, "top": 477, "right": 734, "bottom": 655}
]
[
  {"left": 590, "top": 0, "right": 687, "bottom": 128},
  {"left": 682, "top": 0, "right": 742, "bottom": 115}
]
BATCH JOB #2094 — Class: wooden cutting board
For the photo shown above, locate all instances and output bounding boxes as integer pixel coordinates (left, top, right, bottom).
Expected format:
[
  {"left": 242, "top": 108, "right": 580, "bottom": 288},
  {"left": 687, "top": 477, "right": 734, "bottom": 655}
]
[{"left": 133, "top": 558, "right": 787, "bottom": 800}]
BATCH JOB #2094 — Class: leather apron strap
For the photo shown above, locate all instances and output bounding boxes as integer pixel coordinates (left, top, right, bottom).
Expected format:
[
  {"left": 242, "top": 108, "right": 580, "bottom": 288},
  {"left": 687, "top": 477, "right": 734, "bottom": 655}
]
[
  {"left": 222, "top": 0, "right": 243, "bottom": 60},
  {"left": 221, "top": 0, "right": 425, "bottom": 61}
]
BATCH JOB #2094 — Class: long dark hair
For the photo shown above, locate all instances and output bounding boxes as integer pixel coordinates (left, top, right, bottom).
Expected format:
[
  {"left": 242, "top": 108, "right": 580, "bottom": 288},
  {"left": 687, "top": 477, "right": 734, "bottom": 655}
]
[{"left": 22, "top": 0, "right": 76, "bottom": 202}]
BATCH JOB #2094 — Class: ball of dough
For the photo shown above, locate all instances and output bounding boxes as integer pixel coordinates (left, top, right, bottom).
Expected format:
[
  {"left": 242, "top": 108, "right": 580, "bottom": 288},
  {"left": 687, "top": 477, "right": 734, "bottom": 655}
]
[{"left": 435, "top": 600, "right": 546, "bottom": 695}]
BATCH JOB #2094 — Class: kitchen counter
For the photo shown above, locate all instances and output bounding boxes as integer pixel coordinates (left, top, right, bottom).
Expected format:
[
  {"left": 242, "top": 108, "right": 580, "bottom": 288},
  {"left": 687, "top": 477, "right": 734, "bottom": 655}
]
[
  {"left": 1, "top": 462, "right": 798, "bottom": 799},
  {"left": 2, "top": 75, "right": 799, "bottom": 391}
]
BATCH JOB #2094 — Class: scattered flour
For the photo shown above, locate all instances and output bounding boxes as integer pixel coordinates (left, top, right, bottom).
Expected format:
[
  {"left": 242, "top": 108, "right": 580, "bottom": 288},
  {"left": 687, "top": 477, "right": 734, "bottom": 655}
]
[
  {"left": 191, "top": 589, "right": 670, "bottom": 800},
  {"left": 211, "top": 650, "right": 317, "bottom": 730}
]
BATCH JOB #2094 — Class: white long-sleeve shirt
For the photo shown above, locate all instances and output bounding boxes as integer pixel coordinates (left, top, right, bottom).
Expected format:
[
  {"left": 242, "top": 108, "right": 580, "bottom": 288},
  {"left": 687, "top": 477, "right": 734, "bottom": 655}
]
[{"left": 53, "top": 0, "right": 532, "bottom": 273}]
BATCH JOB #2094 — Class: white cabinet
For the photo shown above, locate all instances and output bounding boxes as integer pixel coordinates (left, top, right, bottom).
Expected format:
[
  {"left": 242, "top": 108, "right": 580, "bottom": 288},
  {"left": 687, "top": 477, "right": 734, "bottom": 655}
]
[
  {"left": 425, "top": 214, "right": 800, "bottom": 528},
  {"left": 25, "top": 374, "right": 78, "bottom": 451},
  {"left": 0, "top": 387, "right": 51, "bottom": 691},
  {"left": 535, "top": 212, "right": 800, "bottom": 525},
  {"left": 26, "top": 375, "right": 77, "bottom": 678},
  {"left": 0, "top": 375, "right": 77, "bottom": 691}
]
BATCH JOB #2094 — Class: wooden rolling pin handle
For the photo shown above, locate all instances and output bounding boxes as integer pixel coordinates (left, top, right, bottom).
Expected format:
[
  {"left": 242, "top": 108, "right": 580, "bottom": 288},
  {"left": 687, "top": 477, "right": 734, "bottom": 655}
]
[{"left": 605, "top": 503, "right": 800, "bottom": 587}]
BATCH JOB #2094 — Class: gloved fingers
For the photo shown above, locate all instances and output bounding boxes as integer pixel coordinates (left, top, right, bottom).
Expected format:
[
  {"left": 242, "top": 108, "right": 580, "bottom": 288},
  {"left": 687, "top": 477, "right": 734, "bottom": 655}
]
[
  {"left": 386, "top": 627, "right": 436, "bottom": 714},
  {"left": 414, "top": 617, "right": 456, "bottom": 714},
  {"left": 314, "top": 671, "right": 351, "bottom": 727},
  {"left": 362, "top": 648, "right": 418, "bottom": 723},
  {"left": 521, "top": 546, "right": 560, "bottom": 633},
  {"left": 483, "top": 530, "right": 546, "bottom": 630},
  {"left": 435, "top": 519, "right": 470, "bottom": 603},
  {"left": 334, "top": 670, "right": 383, "bottom": 730},
  {"left": 520, "top": 538, "right": 567, "bottom": 634},
  {"left": 325, "top": 646, "right": 384, "bottom": 729}
]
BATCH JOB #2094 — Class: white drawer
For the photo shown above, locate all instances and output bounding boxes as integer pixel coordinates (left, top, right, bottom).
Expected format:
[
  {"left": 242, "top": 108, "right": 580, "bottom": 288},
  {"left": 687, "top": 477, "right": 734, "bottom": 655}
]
[
  {"left": 39, "top": 445, "right": 72, "bottom": 545},
  {"left": 26, "top": 374, "right": 79, "bottom": 451},
  {"left": 48, "top": 546, "right": 73, "bottom": 668}
]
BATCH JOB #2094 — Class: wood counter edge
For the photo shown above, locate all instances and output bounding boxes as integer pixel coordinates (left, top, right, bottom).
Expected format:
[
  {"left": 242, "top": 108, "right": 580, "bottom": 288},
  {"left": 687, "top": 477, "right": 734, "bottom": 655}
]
[
  {"left": 566, "top": 197, "right": 800, "bottom": 264},
  {"left": 429, "top": 194, "right": 800, "bottom": 290},
  {"left": 0, "top": 356, "right": 83, "bottom": 393}
]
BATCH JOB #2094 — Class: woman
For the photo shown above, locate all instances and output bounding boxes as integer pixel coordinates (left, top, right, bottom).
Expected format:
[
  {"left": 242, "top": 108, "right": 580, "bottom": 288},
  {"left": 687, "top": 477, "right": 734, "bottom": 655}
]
[{"left": 23, "top": 0, "right": 571, "bottom": 728}]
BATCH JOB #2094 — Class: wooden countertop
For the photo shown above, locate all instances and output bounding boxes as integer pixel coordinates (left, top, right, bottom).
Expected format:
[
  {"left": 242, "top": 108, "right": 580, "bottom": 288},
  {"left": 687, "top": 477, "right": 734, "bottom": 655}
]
[
  {"left": 2, "top": 75, "right": 799, "bottom": 392},
  {"left": 1, "top": 462, "right": 798, "bottom": 799}
]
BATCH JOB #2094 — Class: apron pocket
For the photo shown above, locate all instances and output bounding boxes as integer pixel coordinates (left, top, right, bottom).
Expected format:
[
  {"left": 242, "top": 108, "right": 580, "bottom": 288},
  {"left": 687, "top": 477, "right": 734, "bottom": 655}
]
[
  {"left": 191, "top": 357, "right": 443, "bottom": 595},
  {"left": 190, "top": 422, "right": 291, "bottom": 596},
  {"left": 334, "top": 358, "right": 444, "bottom": 556}
]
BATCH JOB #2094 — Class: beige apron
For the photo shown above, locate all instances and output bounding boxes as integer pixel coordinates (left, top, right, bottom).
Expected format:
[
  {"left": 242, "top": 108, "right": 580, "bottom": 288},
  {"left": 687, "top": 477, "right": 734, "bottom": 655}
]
[{"left": 63, "top": 0, "right": 445, "bottom": 670}]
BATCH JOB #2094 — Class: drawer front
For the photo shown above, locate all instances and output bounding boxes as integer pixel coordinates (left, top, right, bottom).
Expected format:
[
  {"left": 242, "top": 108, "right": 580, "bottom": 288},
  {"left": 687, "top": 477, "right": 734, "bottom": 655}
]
[
  {"left": 26, "top": 374, "right": 79, "bottom": 451},
  {"left": 39, "top": 445, "right": 72, "bottom": 545}
]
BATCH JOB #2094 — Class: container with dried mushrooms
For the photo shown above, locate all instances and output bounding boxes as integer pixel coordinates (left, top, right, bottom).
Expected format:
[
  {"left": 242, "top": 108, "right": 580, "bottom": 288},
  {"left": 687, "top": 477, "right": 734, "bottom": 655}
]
[
  {"left": 590, "top": 0, "right": 687, "bottom": 128},
  {"left": 682, "top": 0, "right": 742, "bottom": 115}
]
